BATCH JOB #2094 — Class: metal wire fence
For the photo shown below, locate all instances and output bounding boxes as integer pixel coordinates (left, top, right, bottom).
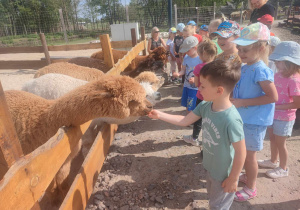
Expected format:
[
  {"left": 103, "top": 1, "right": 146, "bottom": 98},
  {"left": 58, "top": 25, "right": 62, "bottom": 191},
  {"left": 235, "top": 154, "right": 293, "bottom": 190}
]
[{"left": 0, "top": 2, "right": 289, "bottom": 48}]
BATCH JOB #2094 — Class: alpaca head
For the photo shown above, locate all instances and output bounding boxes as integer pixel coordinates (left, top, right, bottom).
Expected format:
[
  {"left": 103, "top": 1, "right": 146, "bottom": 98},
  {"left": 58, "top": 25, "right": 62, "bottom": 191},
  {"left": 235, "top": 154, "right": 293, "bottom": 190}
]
[
  {"left": 147, "top": 47, "right": 169, "bottom": 70},
  {"left": 82, "top": 75, "right": 152, "bottom": 119},
  {"left": 134, "top": 71, "right": 165, "bottom": 91}
]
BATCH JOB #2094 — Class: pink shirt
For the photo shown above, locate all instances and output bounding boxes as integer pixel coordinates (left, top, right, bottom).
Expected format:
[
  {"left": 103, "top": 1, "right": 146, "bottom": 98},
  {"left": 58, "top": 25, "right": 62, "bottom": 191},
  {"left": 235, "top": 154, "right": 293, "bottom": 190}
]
[
  {"left": 193, "top": 63, "right": 206, "bottom": 100},
  {"left": 274, "top": 72, "right": 300, "bottom": 121}
]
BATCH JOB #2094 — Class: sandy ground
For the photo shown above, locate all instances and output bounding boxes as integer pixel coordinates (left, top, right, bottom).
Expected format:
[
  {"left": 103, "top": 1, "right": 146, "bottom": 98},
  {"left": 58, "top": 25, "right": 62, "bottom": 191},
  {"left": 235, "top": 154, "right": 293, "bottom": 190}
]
[{"left": 0, "top": 22, "right": 299, "bottom": 210}]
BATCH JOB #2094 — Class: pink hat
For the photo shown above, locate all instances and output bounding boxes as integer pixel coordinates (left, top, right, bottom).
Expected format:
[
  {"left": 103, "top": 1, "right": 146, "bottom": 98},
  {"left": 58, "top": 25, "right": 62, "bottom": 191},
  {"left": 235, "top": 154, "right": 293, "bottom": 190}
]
[{"left": 232, "top": 22, "right": 270, "bottom": 46}]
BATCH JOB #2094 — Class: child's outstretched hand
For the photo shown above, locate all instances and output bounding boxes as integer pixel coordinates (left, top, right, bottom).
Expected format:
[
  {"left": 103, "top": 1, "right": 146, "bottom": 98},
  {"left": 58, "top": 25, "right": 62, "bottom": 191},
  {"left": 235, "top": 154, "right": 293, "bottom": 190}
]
[
  {"left": 148, "top": 109, "right": 160, "bottom": 119},
  {"left": 189, "top": 77, "right": 194, "bottom": 84},
  {"left": 221, "top": 177, "right": 238, "bottom": 193},
  {"left": 172, "top": 72, "right": 180, "bottom": 78}
]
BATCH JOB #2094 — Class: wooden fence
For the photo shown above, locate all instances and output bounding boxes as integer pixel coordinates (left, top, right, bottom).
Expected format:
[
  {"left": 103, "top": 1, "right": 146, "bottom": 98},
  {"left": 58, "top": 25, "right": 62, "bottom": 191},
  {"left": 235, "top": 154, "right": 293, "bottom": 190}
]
[{"left": 0, "top": 27, "right": 147, "bottom": 209}]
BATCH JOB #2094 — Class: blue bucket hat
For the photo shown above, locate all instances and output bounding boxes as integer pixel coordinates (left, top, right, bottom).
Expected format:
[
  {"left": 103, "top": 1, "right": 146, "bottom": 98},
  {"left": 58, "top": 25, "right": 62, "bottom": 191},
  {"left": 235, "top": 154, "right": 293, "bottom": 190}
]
[
  {"left": 213, "top": 20, "right": 240, "bottom": 38},
  {"left": 187, "top": 20, "right": 196, "bottom": 26},
  {"left": 200, "top": 25, "right": 208, "bottom": 31},
  {"left": 269, "top": 41, "right": 300, "bottom": 66},
  {"left": 176, "top": 23, "right": 185, "bottom": 32}
]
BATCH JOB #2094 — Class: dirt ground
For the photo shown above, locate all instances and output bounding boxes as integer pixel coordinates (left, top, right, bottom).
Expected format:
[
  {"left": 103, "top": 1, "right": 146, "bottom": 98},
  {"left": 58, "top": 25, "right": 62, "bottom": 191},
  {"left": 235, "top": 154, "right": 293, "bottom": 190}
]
[{"left": 0, "top": 22, "right": 299, "bottom": 210}]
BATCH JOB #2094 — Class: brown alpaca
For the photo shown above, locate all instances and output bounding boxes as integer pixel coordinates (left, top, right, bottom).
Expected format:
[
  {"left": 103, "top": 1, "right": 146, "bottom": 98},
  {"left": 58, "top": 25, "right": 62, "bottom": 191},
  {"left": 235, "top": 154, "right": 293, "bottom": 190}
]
[
  {"left": 5, "top": 75, "right": 152, "bottom": 208},
  {"left": 90, "top": 46, "right": 169, "bottom": 76},
  {"left": 6, "top": 75, "right": 151, "bottom": 154},
  {"left": 34, "top": 62, "right": 104, "bottom": 81}
]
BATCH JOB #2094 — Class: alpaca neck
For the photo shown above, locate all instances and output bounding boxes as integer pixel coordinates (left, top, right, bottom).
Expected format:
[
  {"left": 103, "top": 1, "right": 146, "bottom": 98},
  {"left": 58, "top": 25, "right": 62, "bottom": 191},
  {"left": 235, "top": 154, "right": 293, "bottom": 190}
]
[
  {"left": 134, "top": 55, "right": 148, "bottom": 67},
  {"left": 46, "top": 91, "right": 99, "bottom": 129}
]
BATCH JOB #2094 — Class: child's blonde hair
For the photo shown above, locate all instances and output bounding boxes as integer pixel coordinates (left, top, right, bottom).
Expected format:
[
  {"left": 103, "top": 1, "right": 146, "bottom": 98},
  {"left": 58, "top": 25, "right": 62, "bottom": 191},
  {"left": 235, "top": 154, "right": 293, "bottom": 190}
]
[
  {"left": 251, "top": 41, "right": 269, "bottom": 65},
  {"left": 280, "top": 61, "right": 300, "bottom": 78},
  {"left": 183, "top": 25, "right": 194, "bottom": 36},
  {"left": 208, "top": 19, "right": 222, "bottom": 34},
  {"left": 197, "top": 38, "right": 217, "bottom": 62}
]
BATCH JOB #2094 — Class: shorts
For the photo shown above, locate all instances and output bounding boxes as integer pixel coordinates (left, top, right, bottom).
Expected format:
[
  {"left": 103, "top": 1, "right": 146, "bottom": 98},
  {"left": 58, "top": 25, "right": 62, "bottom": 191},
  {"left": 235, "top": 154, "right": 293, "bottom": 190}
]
[
  {"left": 243, "top": 124, "right": 267, "bottom": 151},
  {"left": 181, "top": 87, "right": 198, "bottom": 111},
  {"left": 268, "top": 119, "right": 295, "bottom": 137}
]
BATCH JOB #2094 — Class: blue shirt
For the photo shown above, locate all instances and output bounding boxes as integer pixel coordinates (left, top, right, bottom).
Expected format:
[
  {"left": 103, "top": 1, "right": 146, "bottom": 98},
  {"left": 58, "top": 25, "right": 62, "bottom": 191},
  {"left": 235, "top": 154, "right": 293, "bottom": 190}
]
[
  {"left": 233, "top": 60, "right": 275, "bottom": 126},
  {"left": 182, "top": 55, "right": 202, "bottom": 90}
]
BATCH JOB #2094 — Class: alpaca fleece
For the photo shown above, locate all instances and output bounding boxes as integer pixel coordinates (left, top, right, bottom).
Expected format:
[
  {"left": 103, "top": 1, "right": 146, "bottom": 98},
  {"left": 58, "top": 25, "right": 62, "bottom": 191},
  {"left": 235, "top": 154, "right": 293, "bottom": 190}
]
[
  {"left": 34, "top": 62, "right": 104, "bottom": 81},
  {"left": 6, "top": 75, "right": 151, "bottom": 155}
]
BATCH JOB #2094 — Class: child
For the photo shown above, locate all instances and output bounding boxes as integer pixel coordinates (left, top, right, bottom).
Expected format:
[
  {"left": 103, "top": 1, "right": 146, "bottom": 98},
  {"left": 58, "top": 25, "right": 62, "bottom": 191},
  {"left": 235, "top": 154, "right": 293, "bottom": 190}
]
[
  {"left": 208, "top": 19, "right": 223, "bottom": 55},
  {"left": 231, "top": 22, "right": 278, "bottom": 201},
  {"left": 213, "top": 20, "right": 242, "bottom": 66},
  {"left": 173, "top": 36, "right": 202, "bottom": 112},
  {"left": 174, "top": 23, "right": 185, "bottom": 76},
  {"left": 258, "top": 41, "right": 300, "bottom": 179},
  {"left": 148, "top": 60, "right": 246, "bottom": 209},
  {"left": 187, "top": 20, "right": 203, "bottom": 43},
  {"left": 183, "top": 39, "right": 218, "bottom": 146},
  {"left": 166, "top": 27, "right": 178, "bottom": 82},
  {"left": 268, "top": 36, "right": 281, "bottom": 73},
  {"left": 257, "top": 14, "right": 274, "bottom": 32},
  {"left": 199, "top": 24, "right": 209, "bottom": 38}
]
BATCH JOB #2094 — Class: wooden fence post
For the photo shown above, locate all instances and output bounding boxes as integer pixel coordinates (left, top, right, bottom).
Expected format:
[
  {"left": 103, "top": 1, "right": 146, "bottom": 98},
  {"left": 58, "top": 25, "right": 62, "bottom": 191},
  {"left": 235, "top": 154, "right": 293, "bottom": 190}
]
[
  {"left": 141, "top": 26, "right": 146, "bottom": 56},
  {"left": 0, "top": 81, "right": 23, "bottom": 180},
  {"left": 39, "top": 33, "right": 51, "bottom": 65},
  {"left": 131, "top": 28, "right": 137, "bottom": 47},
  {"left": 99, "top": 34, "right": 114, "bottom": 68}
]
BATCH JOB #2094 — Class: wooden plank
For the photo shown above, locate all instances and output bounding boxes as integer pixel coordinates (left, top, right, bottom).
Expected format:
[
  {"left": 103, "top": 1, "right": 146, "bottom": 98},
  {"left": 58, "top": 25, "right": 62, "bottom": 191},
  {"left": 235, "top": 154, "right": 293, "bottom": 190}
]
[
  {"left": 141, "top": 26, "right": 147, "bottom": 56},
  {"left": 0, "top": 46, "right": 43, "bottom": 54},
  {"left": 0, "top": 120, "right": 92, "bottom": 210},
  {"left": 107, "top": 40, "right": 146, "bottom": 75},
  {"left": 0, "top": 82, "right": 24, "bottom": 180},
  {"left": 60, "top": 124, "right": 118, "bottom": 210},
  {"left": 48, "top": 43, "right": 101, "bottom": 51},
  {"left": 46, "top": 41, "right": 132, "bottom": 52},
  {"left": 131, "top": 28, "right": 137, "bottom": 47},
  {"left": 99, "top": 34, "right": 114, "bottom": 69},
  {"left": 39, "top": 33, "right": 51, "bottom": 65},
  {"left": 111, "top": 40, "right": 132, "bottom": 49},
  {"left": 0, "top": 60, "right": 47, "bottom": 70}
]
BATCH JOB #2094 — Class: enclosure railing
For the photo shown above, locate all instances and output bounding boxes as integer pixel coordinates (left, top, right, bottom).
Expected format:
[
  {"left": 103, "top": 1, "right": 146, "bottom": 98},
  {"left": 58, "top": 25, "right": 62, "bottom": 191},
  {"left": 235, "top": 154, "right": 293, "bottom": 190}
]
[{"left": 0, "top": 27, "right": 147, "bottom": 209}]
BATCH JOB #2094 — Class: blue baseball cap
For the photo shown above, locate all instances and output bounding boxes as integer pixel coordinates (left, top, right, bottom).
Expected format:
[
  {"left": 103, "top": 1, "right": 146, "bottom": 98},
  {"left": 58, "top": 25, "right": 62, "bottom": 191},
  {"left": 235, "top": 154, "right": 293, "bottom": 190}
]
[
  {"left": 269, "top": 41, "right": 300, "bottom": 66},
  {"left": 187, "top": 20, "right": 196, "bottom": 26},
  {"left": 200, "top": 25, "right": 208, "bottom": 31},
  {"left": 176, "top": 23, "right": 185, "bottom": 32}
]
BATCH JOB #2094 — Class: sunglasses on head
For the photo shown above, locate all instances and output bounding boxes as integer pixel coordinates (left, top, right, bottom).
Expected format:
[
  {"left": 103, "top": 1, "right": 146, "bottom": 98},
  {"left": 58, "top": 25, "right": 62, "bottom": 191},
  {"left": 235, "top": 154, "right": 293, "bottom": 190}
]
[{"left": 154, "top": 31, "right": 160, "bottom": 33}]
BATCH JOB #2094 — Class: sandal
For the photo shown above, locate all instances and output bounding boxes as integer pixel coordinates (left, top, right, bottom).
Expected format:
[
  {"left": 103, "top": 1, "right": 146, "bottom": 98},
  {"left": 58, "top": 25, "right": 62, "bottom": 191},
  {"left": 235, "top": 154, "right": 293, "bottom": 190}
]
[
  {"left": 239, "top": 173, "right": 247, "bottom": 184},
  {"left": 234, "top": 186, "right": 257, "bottom": 202}
]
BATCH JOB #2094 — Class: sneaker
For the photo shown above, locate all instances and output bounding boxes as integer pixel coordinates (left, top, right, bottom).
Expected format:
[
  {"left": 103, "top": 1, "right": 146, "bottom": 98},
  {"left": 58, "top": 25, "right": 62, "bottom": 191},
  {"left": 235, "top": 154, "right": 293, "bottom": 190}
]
[
  {"left": 234, "top": 186, "right": 257, "bottom": 202},
  {"left": 183, "top": 135, "right": 200, "bottom": 146},
  {"left": 257, "top": 159, "right": 279, "bottom": 169},
  {"left": 266, "top": 167, "right": 289, "bottom": 179}
]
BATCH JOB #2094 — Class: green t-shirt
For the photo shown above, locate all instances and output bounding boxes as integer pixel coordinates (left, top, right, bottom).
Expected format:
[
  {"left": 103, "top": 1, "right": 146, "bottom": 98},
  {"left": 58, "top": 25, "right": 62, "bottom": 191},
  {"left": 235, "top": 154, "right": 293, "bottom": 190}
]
[
  {"left": 193, "top": 101, "right": 244, "bottom": 181},
  {"left": 212, "top": 37, "right": 223, "bottom": 55}
]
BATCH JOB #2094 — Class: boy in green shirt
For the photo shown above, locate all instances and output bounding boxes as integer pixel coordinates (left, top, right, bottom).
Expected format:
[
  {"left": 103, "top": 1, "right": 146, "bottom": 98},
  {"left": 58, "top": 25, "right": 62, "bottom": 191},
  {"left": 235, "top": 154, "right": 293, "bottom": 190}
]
[{"left": 148, "top": 60, "right": 246, "bottom": 209}]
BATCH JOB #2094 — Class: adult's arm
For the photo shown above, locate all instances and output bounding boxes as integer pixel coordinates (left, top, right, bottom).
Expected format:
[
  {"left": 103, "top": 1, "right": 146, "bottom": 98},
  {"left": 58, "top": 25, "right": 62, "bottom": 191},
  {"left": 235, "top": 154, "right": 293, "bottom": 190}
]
[{"left": 147, "top": 39, "right": 152, "bottom": 54}]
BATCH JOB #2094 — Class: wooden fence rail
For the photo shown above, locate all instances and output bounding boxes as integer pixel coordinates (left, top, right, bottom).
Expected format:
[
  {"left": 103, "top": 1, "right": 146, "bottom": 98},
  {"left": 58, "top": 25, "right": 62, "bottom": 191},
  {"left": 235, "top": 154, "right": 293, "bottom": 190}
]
[{"left": 0, "top": 27, "right": 146, "bottom": 209}]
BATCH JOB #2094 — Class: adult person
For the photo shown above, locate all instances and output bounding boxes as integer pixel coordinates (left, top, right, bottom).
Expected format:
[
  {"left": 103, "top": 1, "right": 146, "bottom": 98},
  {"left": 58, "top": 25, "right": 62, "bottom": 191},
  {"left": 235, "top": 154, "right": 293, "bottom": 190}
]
[
  {"left": 249, "top": 0, "right": 275, "bottom": 25},
  {"left": 147, "top": 27, "right": 167, "bottom": 54}
]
